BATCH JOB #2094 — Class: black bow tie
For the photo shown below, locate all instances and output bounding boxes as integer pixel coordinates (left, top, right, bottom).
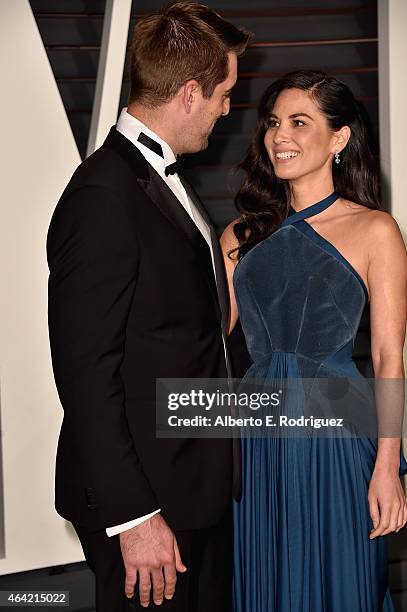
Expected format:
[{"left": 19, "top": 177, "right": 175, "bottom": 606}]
[
  {"left": 137, "top": 132, "right": 185, "bottom": 176},
  {"left": 165, "top": 156, "right": 185, "bottom": 176}
]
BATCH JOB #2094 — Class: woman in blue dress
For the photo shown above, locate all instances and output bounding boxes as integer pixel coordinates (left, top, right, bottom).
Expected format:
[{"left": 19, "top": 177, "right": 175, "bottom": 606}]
[{"left": 221, "top": 71, "right": 407, "bottom": 611}]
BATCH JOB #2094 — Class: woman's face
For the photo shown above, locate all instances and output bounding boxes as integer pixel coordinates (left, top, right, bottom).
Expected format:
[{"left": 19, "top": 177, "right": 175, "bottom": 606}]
[{"left": 264, "top": 88, "right": 338, "bottom": 182}]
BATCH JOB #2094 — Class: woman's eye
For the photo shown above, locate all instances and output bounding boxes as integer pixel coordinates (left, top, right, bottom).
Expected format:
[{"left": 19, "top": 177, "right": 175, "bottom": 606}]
[
  {"left": 294, "top": 119, "right": 305, "bottom": 126},
  {"left": 268, "top": 120, "right": 279, "bottom": 128}
]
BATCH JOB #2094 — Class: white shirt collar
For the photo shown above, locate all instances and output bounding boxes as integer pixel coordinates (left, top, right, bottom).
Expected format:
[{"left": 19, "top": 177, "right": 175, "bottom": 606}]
[{"left": 116, "top": 107, "right": 176, "bottom": 166}]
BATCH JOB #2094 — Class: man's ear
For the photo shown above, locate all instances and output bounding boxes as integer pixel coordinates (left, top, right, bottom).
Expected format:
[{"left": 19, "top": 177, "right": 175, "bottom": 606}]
[
  {"left": 180, "top": 80, "right": 200, "bottom": 114},
  {"left": 332, "top": 125, "right": 351, "bottom": 153}
]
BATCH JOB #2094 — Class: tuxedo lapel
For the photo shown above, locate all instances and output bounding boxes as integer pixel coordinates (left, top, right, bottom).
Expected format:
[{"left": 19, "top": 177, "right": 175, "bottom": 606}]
[
  {"left": 141, "top": 169, "right": 221, "bottom": 305},
  {"left": 103, "top": 128, "right": 200, "bottom": 247},
  {"left": 140, "top": 166, "right": 204, "bottom": 249},
  {"left": 103, "top": 127, "right": 220, "bottom": 311}
]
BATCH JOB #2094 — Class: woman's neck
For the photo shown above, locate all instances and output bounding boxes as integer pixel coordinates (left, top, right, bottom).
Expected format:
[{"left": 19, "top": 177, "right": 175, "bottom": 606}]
[{"left": 289, "top": 173, "right": 335, "bottom": 212}]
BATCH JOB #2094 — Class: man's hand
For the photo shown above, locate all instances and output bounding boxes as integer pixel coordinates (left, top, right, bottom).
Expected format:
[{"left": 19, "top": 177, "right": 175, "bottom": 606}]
[{"left": 119, "top": 513, "right": 187, "bottom": 607}]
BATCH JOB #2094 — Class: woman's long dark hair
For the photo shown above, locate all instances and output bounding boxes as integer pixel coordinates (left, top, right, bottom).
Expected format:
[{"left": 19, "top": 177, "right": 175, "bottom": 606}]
[{"left": 233, "top": 70, "right": 381, "bottom": 259}]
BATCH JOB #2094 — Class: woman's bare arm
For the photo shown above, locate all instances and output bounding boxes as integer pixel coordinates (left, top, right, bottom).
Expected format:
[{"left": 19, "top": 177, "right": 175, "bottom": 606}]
[
  {"left": 366, "top": 211, "right": 407, "bottom": 538},
  {"left": 220, "top": 221, "right": 241, "bottom": 335}
]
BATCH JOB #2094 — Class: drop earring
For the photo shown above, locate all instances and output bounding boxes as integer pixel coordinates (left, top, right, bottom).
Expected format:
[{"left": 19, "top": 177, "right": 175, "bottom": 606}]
[{"left": 334, "top": 150, "right": 341, "bottom": 164}]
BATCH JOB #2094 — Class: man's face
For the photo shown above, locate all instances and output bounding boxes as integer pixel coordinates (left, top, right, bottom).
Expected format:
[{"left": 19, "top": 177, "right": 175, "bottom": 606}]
[{"left": 184, "top": 53, "right": 238, "bottom": 153}]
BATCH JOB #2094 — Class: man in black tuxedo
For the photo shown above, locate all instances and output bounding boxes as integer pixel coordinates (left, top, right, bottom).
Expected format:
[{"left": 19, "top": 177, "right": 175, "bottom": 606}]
[{"left": 47, "top": 2, "right": 250, "bottom": 610}]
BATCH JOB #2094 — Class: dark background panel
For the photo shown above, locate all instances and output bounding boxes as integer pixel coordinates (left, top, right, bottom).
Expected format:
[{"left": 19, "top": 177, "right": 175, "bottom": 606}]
[
  {"left": 236, "top": 42, "right": 378, "bottom": 73},
  {"left": 30, "top": 0, "right": 106, "bottom": 11},
  {"left": 28, "top": 16, "right": 103, "bottom": 44},
  {"left": 224, "top": 12, "right": 378, "bottom": 42},
  {"left": 129, "top": 0, "right": 376, "bottom": 11}
]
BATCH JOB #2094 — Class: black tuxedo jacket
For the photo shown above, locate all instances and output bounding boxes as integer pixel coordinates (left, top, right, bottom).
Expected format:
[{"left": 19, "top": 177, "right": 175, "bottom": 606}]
[{"left": 47, "top": 127, "right": 236, "bottom": 532}]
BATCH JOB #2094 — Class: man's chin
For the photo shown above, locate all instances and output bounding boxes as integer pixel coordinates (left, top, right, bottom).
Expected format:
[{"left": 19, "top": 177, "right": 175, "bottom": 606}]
[
  {"left": 183, "top": 137, "right": 210, "bottom": 154},
  {"left": 199, "top": 137, "right": 210, "bottom": 151}
]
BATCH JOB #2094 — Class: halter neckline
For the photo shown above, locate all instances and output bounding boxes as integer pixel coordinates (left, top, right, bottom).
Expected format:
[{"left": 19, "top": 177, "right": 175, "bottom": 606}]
[{"left": 282, "top": 192, "right": 339, "bottom": 227}]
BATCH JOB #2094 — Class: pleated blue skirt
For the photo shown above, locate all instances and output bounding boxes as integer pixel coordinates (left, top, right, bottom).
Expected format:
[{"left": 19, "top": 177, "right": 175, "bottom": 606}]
[{"left": 233, "top": 351, "right": 396, "bottom": 612}]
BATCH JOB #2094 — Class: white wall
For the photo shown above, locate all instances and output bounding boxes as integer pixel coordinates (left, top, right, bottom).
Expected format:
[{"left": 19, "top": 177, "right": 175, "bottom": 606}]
[
  {"left": 0, "top": 1, "right": 83, "bottom": 574},
  {"left": 379, "top": 0, "right": 407, "bottom": 229},
  {"left": 0, "top": 0, "right": 132, "bottom": 575},
  {"left": 378, "top": 0, "right": 407, "bottom": 469}
]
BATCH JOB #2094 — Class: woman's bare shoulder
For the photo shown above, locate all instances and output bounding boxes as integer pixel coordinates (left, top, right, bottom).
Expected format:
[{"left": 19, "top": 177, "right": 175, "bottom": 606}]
[
  {"left": 343, "top": 202, "right": 405, "bottom": 259},
  {"left": 220, "top": 218, "right": 245, "bottom": 265},
  {"left": 344, "top": 201, "right": 401, "bottom": 236},
  {"left": 220, "top": 218, "right": 241, "bottom": 248}
]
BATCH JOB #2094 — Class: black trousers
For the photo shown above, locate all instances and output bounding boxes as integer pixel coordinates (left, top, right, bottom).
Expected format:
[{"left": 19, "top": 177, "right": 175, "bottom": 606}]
[{"left": 73, "top": 508, "right": 232, "bottom": 612}]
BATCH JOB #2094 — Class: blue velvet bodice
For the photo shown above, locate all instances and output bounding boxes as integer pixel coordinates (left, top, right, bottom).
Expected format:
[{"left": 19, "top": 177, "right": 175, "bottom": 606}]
[{"left": 234, "top": 194, "right": 368, "bottom": 380}]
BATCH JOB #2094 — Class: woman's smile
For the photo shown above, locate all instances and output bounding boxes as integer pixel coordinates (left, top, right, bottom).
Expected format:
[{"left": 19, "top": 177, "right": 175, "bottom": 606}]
[{"left": 274, "top": 150, "right": 301, "bottom": 162}]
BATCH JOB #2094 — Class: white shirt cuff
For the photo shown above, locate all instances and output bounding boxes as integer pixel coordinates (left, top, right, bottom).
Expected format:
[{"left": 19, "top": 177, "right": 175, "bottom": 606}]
[{"left": 105, "top": 509, "right": 161, "bottom": 537}]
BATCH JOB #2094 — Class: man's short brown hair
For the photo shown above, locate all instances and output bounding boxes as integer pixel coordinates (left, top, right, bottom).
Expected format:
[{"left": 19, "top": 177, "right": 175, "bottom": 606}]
[{"left": 128, "top": 0, "right": 251, "bottom": 107}]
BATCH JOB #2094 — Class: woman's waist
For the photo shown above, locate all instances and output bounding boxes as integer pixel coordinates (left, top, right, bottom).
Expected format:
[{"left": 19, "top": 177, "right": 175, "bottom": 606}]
[{"left": 246, "top": 347, "right": 362, "bottom": 378}]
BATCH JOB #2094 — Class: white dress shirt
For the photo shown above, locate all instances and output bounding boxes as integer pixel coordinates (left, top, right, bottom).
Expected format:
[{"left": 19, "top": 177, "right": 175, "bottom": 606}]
[{"left": 106, "top": 108, "right": 221, "bottom": 537}]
